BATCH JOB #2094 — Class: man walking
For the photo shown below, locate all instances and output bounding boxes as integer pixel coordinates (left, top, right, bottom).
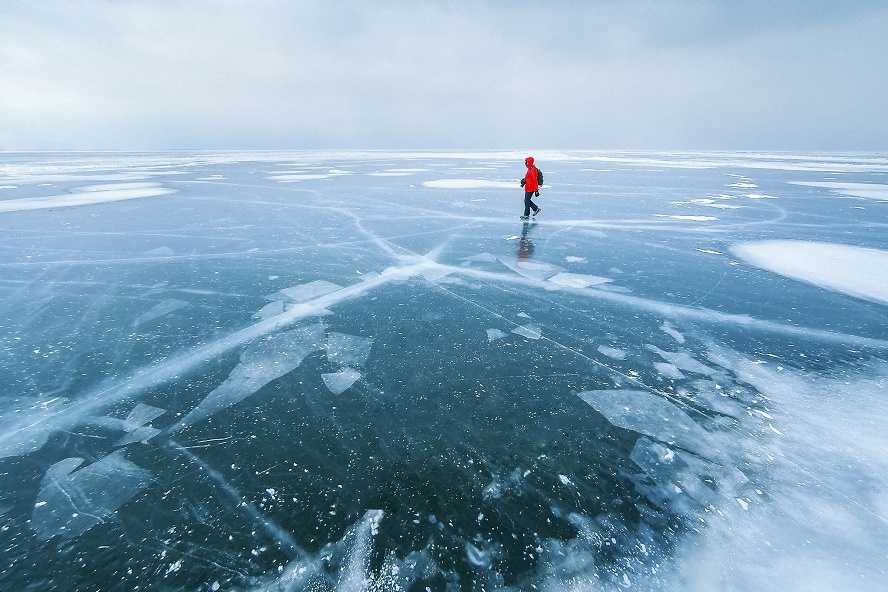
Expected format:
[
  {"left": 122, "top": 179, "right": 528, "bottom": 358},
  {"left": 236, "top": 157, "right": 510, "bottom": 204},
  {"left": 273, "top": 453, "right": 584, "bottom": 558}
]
[{"left": 520, "top": 156, "right": 542, "bottom": 219}]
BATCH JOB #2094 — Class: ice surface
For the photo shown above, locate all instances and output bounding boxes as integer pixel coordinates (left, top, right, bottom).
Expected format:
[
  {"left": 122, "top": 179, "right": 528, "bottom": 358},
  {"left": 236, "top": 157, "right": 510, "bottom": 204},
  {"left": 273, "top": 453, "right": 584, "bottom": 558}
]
[
  {"left": 31, "top": 451, "right": 152, "bottom": 540},
  {"left": 732, "top": 240, "right": 888, "bottom": 305},
  {"left": 2, "top": 150, "right": 888, "bottom": 591}
]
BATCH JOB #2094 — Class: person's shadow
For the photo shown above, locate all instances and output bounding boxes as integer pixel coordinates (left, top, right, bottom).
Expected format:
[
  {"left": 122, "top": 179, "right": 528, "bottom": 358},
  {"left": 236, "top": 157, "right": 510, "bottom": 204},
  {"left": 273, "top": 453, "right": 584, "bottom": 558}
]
[{"left": 517, "top": 221, "right": 536, "bottom": 262}]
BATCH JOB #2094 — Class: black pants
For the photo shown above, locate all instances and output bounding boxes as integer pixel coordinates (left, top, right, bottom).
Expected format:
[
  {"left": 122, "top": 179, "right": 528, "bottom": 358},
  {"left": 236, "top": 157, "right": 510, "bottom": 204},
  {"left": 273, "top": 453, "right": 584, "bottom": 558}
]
[{"left": 523, "top": 192, "right": 539, "bottom": 216}]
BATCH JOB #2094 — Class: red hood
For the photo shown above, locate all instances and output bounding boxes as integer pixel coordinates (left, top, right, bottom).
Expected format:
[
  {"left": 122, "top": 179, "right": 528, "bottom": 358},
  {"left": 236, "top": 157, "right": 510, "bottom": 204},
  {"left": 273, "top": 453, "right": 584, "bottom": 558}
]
[{"left": 525, "top": 156, "right": 535, "bottom": 167}]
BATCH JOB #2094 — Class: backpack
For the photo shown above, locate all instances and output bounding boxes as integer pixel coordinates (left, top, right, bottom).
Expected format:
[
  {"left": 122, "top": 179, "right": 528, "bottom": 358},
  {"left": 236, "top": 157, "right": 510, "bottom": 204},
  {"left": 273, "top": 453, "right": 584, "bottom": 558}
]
[{"left": 536, "top": 167, "right": 544, "bottom": 186}]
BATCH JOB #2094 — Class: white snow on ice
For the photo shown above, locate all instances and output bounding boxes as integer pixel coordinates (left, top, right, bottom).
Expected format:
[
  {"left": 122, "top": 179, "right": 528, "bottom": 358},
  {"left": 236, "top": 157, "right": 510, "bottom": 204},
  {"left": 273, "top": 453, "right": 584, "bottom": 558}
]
[
  {"left": 422, "top": 179, "right": 516, "bottom": 189},
  {"left": 0, "top": 183, "right": 176, "bottom": 212},
  {"left": 731, "top": 240, "right": 888, "bottom": 306},
  {"left": 788, "top": 181, "right": 888, "bottom": 200}
]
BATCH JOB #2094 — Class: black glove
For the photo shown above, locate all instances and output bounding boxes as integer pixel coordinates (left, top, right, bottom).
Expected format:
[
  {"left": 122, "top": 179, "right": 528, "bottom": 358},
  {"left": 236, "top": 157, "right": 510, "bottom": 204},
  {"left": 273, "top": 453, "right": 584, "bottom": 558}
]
[
  {"left": 520, "top": 179, "right": 526, "bottom": 187},
  {"left": 534, "top": 191, "right": 539, "bottom": 197}
]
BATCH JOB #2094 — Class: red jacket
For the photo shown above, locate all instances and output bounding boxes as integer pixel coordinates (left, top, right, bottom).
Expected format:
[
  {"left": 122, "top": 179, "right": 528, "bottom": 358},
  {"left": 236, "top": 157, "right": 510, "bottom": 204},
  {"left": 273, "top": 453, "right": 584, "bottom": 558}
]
[{"left": 523, "top": 156, "right": 539, "bottom": 192}]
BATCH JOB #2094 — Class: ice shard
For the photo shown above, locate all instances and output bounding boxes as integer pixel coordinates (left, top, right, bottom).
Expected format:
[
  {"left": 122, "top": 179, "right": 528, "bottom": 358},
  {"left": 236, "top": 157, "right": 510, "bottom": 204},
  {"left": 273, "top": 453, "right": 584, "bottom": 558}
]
[{"left": 31, "top": 451, "right": 152, "bottom": 541}]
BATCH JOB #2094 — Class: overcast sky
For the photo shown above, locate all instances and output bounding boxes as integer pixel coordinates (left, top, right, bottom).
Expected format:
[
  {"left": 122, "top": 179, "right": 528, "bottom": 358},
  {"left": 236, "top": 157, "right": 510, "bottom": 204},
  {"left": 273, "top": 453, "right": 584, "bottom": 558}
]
[{"left": 1, "top": 0, "right": 887, "bottom": 151}]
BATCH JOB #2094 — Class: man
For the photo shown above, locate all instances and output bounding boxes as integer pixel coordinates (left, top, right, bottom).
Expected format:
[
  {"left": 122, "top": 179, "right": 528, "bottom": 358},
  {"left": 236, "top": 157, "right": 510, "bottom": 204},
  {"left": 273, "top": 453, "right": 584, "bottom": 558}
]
[{"left": 519, "top": 156, "right": 542, "bottom": 219}]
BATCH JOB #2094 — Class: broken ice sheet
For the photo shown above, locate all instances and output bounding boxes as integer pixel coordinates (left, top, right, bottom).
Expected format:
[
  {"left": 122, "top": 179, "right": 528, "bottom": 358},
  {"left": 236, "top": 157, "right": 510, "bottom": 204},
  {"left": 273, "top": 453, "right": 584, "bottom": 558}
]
[
  {"left": 179, "top": 323, "right": 325, "bottom": 427},
  {"left": 512, "top": 325, "right": 542, "bottom": 340},
  {"left": 487, "top": 329, "right": 508, "bottom": 342},
  {"left": 547, "top": 272, "right": 612, "bottom": 288},
  {"left": 647, "top": 345, "right": 717, "bottom": 376},
  {"left": 325, "top": 332, "right": 374, "bottom": 367},
  {"left": 133, "top": 299, "right": 188, "bottom": 327},
  {"left": 278, "top": 280, "right": 343, "bottom": 303},
  {"left": 322, "top": 368, "right": 362, "bottom": 394},
  {"left": 31, "top": 451, "right": 152, "bottom": 541},
  {"left": 577, "top": 389, "right": 717, "bottom": 457}
]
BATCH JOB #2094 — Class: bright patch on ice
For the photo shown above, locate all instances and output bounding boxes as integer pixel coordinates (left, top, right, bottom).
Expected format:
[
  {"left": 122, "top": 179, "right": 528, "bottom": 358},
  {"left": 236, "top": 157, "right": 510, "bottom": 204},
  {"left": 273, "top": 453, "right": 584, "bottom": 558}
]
[
  {"left": 486, "top": 329, "right": 508, "bottom": 342},
  {"left": 654, "top": 214, "right": 719, "bottom": 221},
  {"left": 731, "top": 240, "right": 888, "bottom": 306},
  {"left": 0, "top": 183, "right": 175, "bottom": 212},
  {"left": 577, "top": 389, "right": 716, "bottom": 457},
  {"left": 598, "top": 346, "right": 627, "bottom": 360},
  {"left": 267, "top": 172, "right": 349, "bottom": 182},
  {"left": 322, "top": 368, "right": 362, "bottom": 395},
  {"left": 278, "top": 280, "right": 343, "bottom": 303},
  {"left": 31, "top": 451, "right": 152, "bottom": 541},
  {"left": 660, "top": 321, "right": 686, "bottom": 344},
  {"left": 133, "top": 299, "right": 188, "bottom": 327},
  {"left": 325, "top": 332, "right": 373, "bottom": 367},
  {"left": 547, "top": 272, "right": 613, "bottom": 288},
  {"left": 179, "top": 324, "right": 326, "bottom": 427},
  {"left": 789, "top": 181, "right": 888, "bottom": 200},
  {"left": 422, "top": 179, "right": 516, "bottom": 189},
  {"left": 512, "top": 325, "right": 542, "bottom": 340},
  {"left": 565, "top": 256, "right": 587, "bottom": 263},
  {"left": 743, "top": 193, "right": 778, "bottom": 199}
]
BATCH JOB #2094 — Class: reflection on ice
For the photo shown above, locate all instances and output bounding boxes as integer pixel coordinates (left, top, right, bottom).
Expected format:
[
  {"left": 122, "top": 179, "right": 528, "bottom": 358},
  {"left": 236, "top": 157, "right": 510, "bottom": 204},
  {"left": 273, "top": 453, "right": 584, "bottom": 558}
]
[{"left": 31, "top": 451, "right": 152, "bottom": 541}]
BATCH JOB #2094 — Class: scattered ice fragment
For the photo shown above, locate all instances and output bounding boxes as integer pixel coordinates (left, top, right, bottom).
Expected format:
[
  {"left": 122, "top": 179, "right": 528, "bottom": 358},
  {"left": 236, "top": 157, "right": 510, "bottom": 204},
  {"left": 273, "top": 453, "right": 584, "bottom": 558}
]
[
  {"left": 486, "top": 329, "right": 508, "bottom": 342},
  {"left": 465, "top": 542, "right": 492, "bottom": 568},
  {"left": 565, "top": 256, "right": 587, "bottom": 263},
  {"left": 325, "top": 332, "right": 374, "bottom": 367},
  {"left": 577, "top": 390, "right": 716, "bottom": 457},
  {"left": 461, "top": 253, "right": 498, "bottom": 262},
  {"left": 254, "top": 300, "right": 285, "bottom": 320},
  {"left": 322, "top": 368, "right": 362, "bottom": 394},
  {"left": 133, "top": 299, "right": 188, "bottom": 327},
  {"left": 279, "top": 280, "right": 343, "bottom": 303},
  {"left": 178, "top": 324, "right": 326, "bottom": 427},
  {"left": 736, "top": 498, "right": 749, "bottom": 510},
  {"left": 517, "top": 312, "right": 531, "bottom": 319},
  {"left": 647, "top": 345, "right": 716, "bottom": 375},
  {"left": 144, "top": 246, "right": 175, "bottom": 256},
  {"left": 31, "top": 451, "right": 152, "bottom": 541},
  {"left": 512, "top": 325, "right": 542, "bottom": 340},
  {"left": 598, "top": 346, "right": 627, "bottom": 360},
  {"left": 654, "top": 362, "right": 685, "bottom": 379},
  {"left": 547, "top": 272, "right": 613, "bottom": 288},
  {"left": 558, "top": 475, "right": 574, "bottom": 486},
  {"left": 659, "top": 321, "right": 686, "bottom": 344}
]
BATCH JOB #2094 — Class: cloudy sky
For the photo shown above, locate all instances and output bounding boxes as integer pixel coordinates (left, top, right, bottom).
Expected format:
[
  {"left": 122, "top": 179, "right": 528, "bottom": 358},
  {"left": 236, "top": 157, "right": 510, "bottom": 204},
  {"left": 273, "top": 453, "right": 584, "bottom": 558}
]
[{"left": 1, "top": 0, "right": 887, "bottom": 151}]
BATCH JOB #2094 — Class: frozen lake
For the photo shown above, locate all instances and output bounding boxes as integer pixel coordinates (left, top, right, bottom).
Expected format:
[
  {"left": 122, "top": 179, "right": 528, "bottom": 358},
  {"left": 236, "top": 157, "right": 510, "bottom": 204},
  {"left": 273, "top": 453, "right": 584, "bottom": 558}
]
[{"left": 1, "top": 150, "right": 887, "bottom": 591}]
